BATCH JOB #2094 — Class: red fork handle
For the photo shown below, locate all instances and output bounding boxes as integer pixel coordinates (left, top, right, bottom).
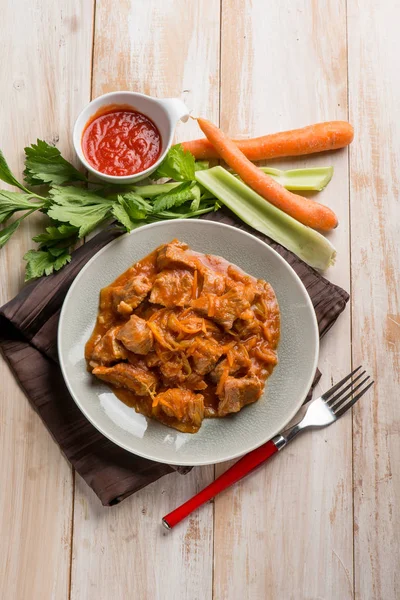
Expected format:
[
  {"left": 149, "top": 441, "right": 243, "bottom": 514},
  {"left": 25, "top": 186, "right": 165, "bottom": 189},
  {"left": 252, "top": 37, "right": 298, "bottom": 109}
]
[{"left": 162, "top": 439, "right": 279, "bottom": 529}]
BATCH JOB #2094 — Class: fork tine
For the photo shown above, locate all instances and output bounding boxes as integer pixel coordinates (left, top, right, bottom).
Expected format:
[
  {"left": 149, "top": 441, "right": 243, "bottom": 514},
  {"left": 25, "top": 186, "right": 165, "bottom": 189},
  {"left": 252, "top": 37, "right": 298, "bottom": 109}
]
[
  {"left": 334, "top": 380, "right": 374, "bottom": 418},
  {"left": 326, "top": 370, "right": 366, "bottom": 407},
  {"left": 331, "top": 375, "right": 371, "bottom": 412},
  {"left": 321, "top": 366, "right": 362, "bottom": 401}
]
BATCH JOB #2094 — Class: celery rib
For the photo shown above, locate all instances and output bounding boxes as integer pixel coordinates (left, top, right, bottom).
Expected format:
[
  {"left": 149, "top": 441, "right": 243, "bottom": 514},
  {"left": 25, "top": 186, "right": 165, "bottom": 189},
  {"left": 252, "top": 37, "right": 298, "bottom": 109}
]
[
  {"left": 132, "top": 182, "right": 181, "bottom": 198},
  {"left": 260, "top": 166, "right": 334, "bottom": 191},
  {"left": 195, "top": 166, "right": 336, "bottom": 270}
]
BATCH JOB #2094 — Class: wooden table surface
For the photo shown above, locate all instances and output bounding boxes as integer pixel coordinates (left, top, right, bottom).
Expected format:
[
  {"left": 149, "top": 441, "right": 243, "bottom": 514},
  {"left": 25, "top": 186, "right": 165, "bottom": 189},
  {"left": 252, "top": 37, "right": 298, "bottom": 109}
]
[{"left": 1, "top": 1, "right": 399, "bottom": 599}]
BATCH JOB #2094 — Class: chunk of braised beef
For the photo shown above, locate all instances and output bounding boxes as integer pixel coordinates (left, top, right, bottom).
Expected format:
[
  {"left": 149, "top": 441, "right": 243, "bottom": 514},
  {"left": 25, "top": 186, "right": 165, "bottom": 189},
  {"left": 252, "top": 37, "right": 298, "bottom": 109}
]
[
  {"left": 209, "top": 344, "right": 252, "bottom": 383},
  {"left": 191, "top": 285, "right": 252, "bottom": 330},
  {"left": 189, "top": 337, "right": 223, "bottom": 375},
  {"left": 201, "top": 268, "right": 226, "bottom": 296},
  {"left": 149, "top": 269, "right": 194, "bottom": 308},
  {"left": 217, "top": 376, "right": 262, "bottom": 416},
  {"left": 145, "top": 351, "right": 161, "bottom": 368},
  {"left": 90, "top": 326, "right": 128, "bottom": 366},
  {"left": 153, "top": 389, "right": 204, "bottom": 431},
  {"left": 224, "top": 280, "right": 257, "bottom": 304},
  {"left": 156, "top": 241, "right": 197, "bottom": 271},
  {"left": 116, "top": 314, "right": 154, "bottom": 355},
  {"left": 180, "top": 373, "right": 208, "bottom": 391},
  {"left": 92, "top": 363, "right": 157, "bottom": 396},
  {"left": 112, "top": 273, "right": 153, "bottom": 314},
  {"left": 158, "top": 356, "right": 188, "bottom": 384}
]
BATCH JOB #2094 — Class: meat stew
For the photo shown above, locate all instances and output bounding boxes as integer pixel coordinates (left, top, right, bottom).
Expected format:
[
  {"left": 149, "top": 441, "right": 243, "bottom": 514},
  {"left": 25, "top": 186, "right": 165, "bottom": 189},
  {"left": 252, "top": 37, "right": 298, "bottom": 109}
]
[{"left": 85, "top": 240, "right": 280, "bottom": 433}]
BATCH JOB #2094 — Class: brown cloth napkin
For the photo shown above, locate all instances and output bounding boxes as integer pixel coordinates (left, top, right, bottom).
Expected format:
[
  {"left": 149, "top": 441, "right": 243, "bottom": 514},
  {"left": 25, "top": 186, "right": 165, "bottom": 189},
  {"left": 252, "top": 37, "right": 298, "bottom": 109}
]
[{"left": 0, "top": 209, "right": 349, "bottom": 506}]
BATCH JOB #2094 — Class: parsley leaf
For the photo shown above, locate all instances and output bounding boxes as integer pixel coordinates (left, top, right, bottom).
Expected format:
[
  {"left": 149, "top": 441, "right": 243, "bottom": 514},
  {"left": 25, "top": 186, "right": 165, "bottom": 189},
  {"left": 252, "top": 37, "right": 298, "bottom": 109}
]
[
  {"left": 0, "top": 135, "right": 220, "bottom": 280},
  {"left": 24, "top": 140, "right": 87, "bottom": 186},
  {"left": 111, "top": 194, "right": 151, "bottom": 232},
  {"left": 32, "top": 224, "right": 79, "bottom": 246},
  {"left": 23, "top": 248, "right": 71, "bottom": 281},
  {"left": 0, "top": 150, "right": 31, "bottom": 192},
  {"left": 0, "top": 190, "right": 44, "bottom": 224},
  {"left": 111, "top": 202, "right": 134, "bottom": 232},
  {"left": 153, "top": 181, "right": 196, "bottom": 212},
  {"left": 120, "top": 192, "right": 153, "bottom": 214},
  {"left": 48, "top": 185, "right": 112, "bottom": 206},
  {"left": 47, "top": 246, "right": 69, "bottom": 257},
  {"left": 48, "top": 204, "right": 111, "bottom": 238},
  {"left": 47, "top": 186, "right": 113, "bottom": 237},
  {"left": 153, "top": 144, "right": 195, "bottom": 181},
  {"left": 0, "top": 217, "right": 22, "bottom": 248},
  {"left": 25, "top": 223, "right": 77, "bottom": 280}
]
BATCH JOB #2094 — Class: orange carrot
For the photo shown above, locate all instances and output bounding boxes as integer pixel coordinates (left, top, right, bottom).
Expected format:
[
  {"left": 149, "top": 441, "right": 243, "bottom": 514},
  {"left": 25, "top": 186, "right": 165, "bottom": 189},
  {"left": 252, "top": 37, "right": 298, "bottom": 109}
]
[
  {"left": 196, "top": 118, "right": 338, "bottom": 231},
  {"left": 183, "top": 121, "right": 354, "bottom": 161}
]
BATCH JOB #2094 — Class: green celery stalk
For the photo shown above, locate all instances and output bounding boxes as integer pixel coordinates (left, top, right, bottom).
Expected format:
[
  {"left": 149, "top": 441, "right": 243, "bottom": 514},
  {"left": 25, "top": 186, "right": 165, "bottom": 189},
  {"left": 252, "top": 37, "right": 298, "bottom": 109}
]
[
  {"left": 195, "top": 166, "right": 336, "bottom": 270},
  {"left": 194, "top": 160, "right": 210, "bottom": 171},
  {"left": 132, "top": 182, "right": 181, "bottom": 198},
  {"left": 230, "top": 166, "right": 334, "bottom": 191},
  {"left": 155, "top": 205, "right": 216, "bottom": 219},
  {"left": 260, "top": 166, "right": 334, "bottom": 191},
  {"left": 114, "top": 166, "right": 333, "bottom": 201}
]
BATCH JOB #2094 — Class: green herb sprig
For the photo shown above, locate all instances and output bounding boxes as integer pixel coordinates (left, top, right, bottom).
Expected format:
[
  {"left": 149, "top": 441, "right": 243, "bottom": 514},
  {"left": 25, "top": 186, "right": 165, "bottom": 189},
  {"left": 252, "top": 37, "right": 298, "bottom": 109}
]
[
  {"left": 0, "top": 137, "right": 334, "bottom": 279},
  {"left": 0, "top": 142, "right": 218, "bottom": 280}
]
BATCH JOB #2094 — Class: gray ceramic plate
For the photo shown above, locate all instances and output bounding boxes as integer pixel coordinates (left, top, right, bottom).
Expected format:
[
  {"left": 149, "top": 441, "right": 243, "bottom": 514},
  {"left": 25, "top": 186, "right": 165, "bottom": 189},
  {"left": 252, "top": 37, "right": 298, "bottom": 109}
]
[{"left": 58, "top": 220, "right": 319, "bottom": 466}]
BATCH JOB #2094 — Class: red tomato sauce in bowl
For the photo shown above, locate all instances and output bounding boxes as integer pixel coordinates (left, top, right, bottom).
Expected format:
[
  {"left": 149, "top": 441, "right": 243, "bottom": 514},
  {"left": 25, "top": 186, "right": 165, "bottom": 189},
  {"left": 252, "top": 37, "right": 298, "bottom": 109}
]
[{"left": 82, "top": 105, "right": 162, "bottom": 177}]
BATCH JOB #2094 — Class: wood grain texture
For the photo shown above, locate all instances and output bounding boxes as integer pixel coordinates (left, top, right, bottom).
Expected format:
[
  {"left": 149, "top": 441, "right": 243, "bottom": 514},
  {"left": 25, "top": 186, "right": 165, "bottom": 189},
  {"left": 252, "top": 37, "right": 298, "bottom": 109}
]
[
  {"left": 70, "top": 2, "right": 220, "bottom": 599},
  {"left": 1, "top": 2, "right": 399, "bottom": 599},
  {"left": 348, "top": 1, "right": 400, "bottom": 598},
  {"left": 0, "top": 1, "right": 94, "bottom": 598},
  {"left": 212, "top": 2, "right": 353, "bottom": 598}
]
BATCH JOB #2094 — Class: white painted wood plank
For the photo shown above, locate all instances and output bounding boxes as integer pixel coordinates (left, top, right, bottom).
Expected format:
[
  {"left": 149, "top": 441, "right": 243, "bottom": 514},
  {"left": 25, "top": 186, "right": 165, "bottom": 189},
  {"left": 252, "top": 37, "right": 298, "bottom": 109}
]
[
  {"left": 72, "top": 471, "right": 214, "bottom": 599},
  {"left": 0, "top": 1, "right": 94, "bottom": 598},
  {"left": 213, "top": 2, "right": 353, "bottom": 598},
  {"left": 348, "top": 1, "right": 400, "bottom": 598},
  {"left": 71, "top": 2, "right": 220, "bottom": 599}
]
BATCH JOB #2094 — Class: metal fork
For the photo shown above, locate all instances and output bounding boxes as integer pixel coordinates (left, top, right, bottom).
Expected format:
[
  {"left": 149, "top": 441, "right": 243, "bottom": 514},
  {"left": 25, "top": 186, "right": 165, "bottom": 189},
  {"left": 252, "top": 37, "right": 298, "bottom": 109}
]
[{"left": 162, "top": 366, "right": 374, "bottom": 529}]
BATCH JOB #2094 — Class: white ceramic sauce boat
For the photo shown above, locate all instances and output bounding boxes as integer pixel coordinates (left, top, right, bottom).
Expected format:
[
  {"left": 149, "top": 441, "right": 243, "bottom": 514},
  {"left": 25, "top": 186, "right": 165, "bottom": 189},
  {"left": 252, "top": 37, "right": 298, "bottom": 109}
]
[{"left": 73, "top": 91, "right": 190, "bottom": 184}]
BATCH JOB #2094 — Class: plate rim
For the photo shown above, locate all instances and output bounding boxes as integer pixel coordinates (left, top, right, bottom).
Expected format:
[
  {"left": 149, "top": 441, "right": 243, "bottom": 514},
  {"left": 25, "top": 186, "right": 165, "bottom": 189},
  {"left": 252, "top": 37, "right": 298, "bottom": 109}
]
[{"left": 58, "top": 219, "right": 319, "bottom": 465}]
